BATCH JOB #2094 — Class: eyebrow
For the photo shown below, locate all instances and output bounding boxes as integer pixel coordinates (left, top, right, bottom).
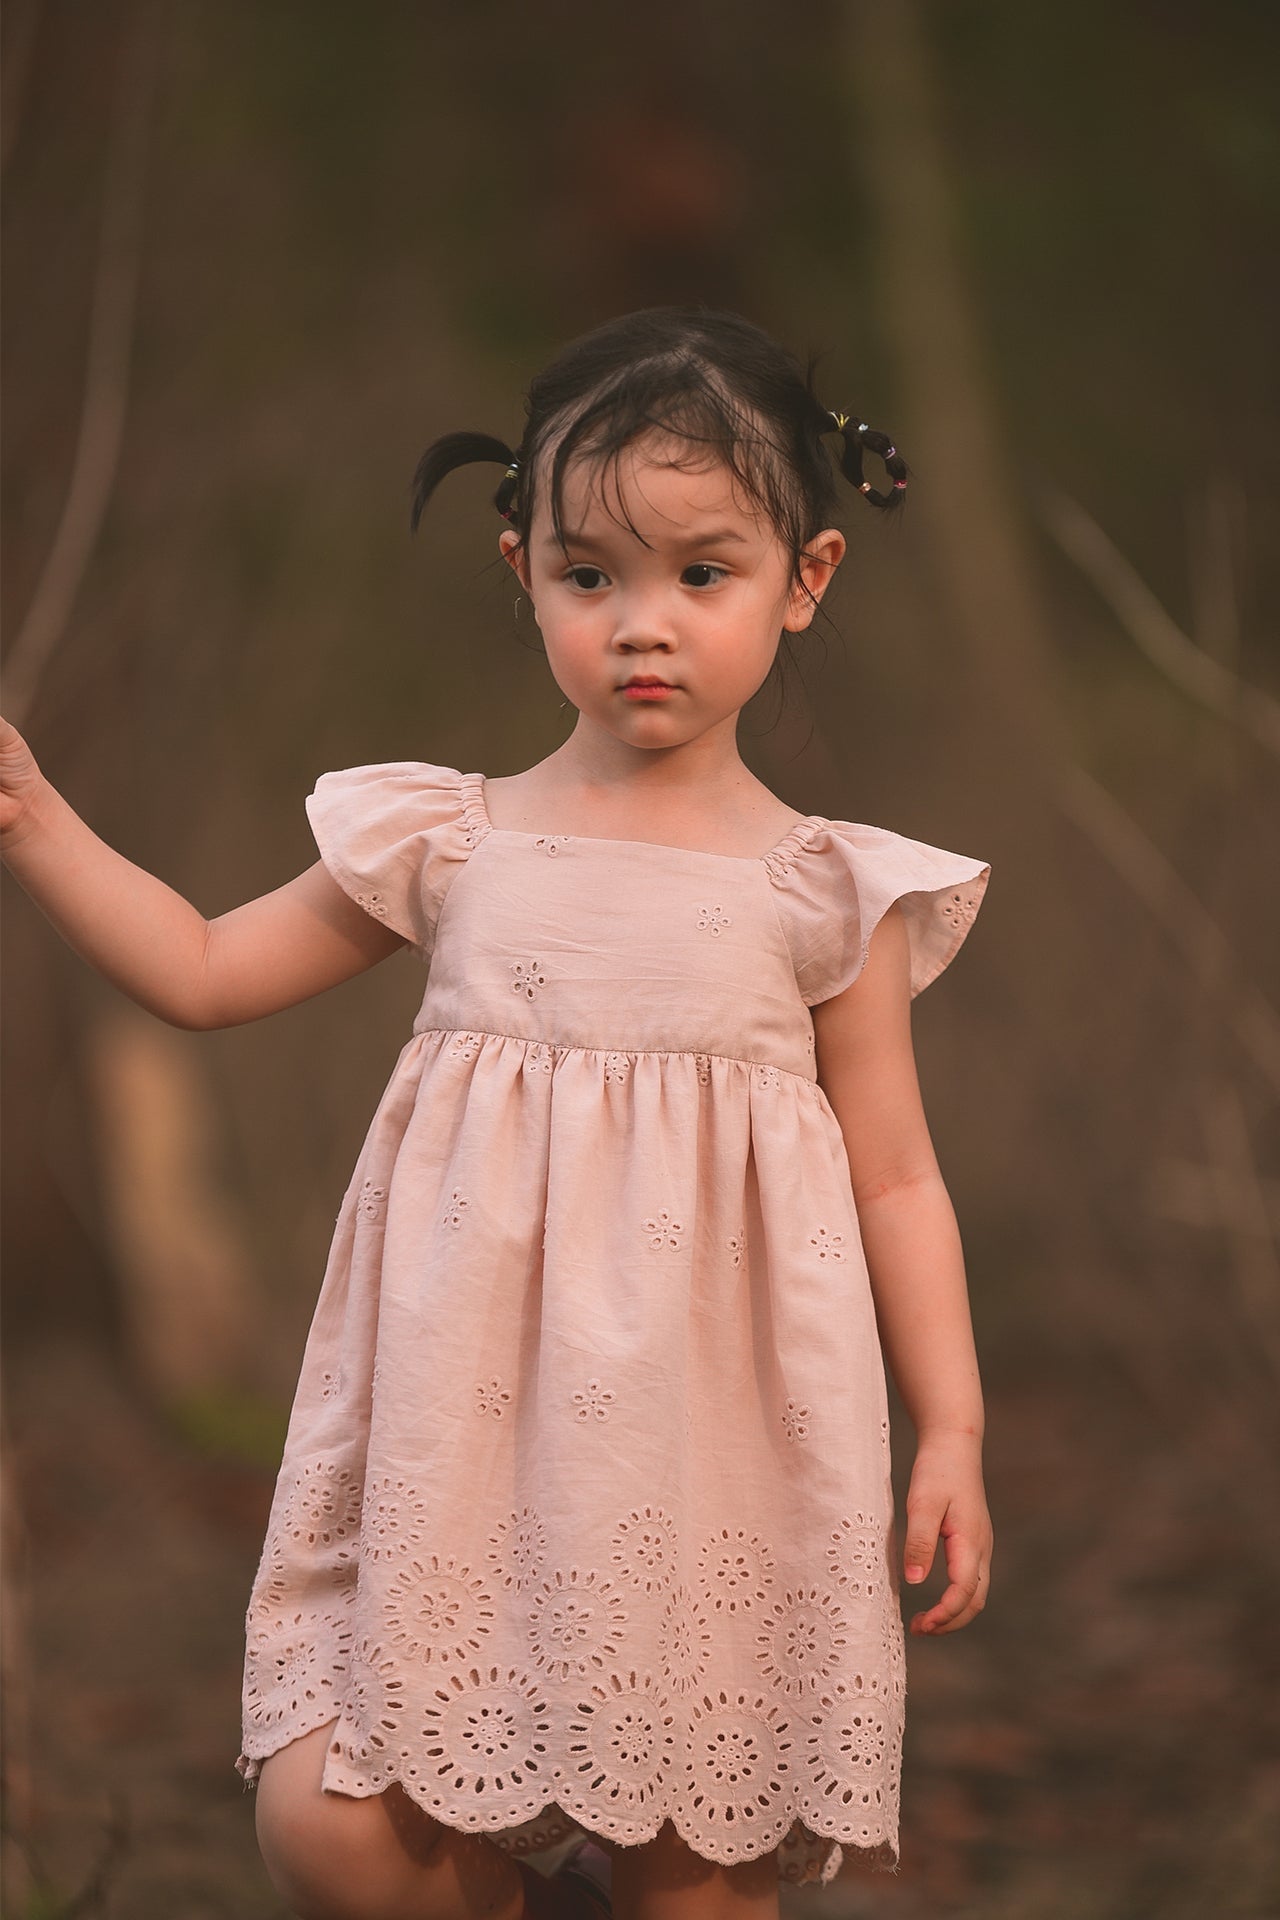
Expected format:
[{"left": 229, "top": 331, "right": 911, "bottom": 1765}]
[{"left": 544, "top": 526, "right": 752, "bottom": 551}]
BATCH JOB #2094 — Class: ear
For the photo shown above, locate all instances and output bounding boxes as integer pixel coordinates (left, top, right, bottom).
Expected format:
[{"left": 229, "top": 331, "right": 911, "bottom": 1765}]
[
  {"left": 499, "top": 528, "right": 532, "bottom": 594},
  {"left": 783, "top": 528, "right": 846, "bottom": 632}
]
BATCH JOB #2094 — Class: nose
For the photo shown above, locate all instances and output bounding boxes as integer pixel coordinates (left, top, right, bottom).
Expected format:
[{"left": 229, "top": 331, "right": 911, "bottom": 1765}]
[{"left": 610, "top": 584, "right": 677, "bottom": 652}]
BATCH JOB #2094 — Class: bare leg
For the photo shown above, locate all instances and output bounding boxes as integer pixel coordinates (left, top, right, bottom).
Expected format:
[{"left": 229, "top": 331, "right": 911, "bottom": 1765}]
[
  {"left": 255, "top": 1722, "right": 537, "bottom": 1919},
  {"left": 609, "top": 1821, "right": 780, "bottom": 1920}
]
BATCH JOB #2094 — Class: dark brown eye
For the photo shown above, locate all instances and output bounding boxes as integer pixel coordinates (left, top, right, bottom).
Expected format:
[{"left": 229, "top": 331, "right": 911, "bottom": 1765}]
[
  {"left": 566, "top": 566, "right": 607, "bottom": 591},
  {"left": 682, "top": 564, "right": 725, "bottom": 588}
]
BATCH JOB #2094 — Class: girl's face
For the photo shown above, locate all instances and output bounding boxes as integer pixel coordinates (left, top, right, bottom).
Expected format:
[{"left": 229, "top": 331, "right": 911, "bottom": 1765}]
[{"left": 500, "top": 436, "right": 845, "bottom": 754}]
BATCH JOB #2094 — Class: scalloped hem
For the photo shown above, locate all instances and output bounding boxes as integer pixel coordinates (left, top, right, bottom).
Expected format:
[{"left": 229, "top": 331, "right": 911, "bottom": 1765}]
[{"left": 236, "top": 1747, "right": 898, "bottom": 1887}]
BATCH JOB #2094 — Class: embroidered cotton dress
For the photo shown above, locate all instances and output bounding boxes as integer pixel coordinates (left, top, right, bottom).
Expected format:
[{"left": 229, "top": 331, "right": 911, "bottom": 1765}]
[{"left": 237, "top": 762, "right": 989, "bottom": 1887}]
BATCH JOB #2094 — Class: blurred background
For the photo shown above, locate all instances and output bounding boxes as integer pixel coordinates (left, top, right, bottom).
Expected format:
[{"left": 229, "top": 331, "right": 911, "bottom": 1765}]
[{"left": 3, "top": 2, "right": 1278, "bottom": 1915}]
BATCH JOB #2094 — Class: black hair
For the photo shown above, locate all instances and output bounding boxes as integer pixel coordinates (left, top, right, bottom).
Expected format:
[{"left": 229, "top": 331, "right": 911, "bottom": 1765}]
[{"left": 409, "top": 307, "right": 908, "bottom": 586}]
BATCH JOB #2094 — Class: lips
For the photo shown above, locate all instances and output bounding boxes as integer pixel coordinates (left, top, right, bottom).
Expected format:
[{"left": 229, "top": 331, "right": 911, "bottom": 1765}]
[{"left": 622, "top": 678, "right": 674, "bottom": 689}]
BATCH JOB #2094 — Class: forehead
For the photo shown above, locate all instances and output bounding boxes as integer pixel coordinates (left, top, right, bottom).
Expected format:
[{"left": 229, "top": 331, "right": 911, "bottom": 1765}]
[{"left": 548, "top": 432, "right": 769, "bottom": 539}]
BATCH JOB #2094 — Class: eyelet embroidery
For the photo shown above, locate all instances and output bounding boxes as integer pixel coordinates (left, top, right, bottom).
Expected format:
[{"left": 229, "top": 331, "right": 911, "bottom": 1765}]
[
  {"left": 694, "top": 1054, "right": 712, "bottom": 1086},
  {"left": 441, "top": 1190, "right": 470, "bottom": 1231},
  {"left": 243, "top": 1604, "right": 353, "bottom": 1733},
  {"left": 685, "top": 1690, "right": 794, "bottom": 1827},
  {"left": 610, "top": 1504, "right": 678, "bottom": 1594},
  {"left": 782, "top": 1399, "right": 810, "bottom": 1443},
  {"left": 939, "top": 889, "right": 981, "bottom": 931},
  {"left": 807, "top": 1684, "right": 891, "bottom": 1817},
  {"left": 384, "top": 1555, "right": 495, "bottom": 1666},
  {"left": 603, "top": 1051, "right": 630, "bottom": 1083},
  {"left": 827, "top": 1515, "right": 884, "bottom": 1601},
  {"left": 572, "top": 1378, "right": 616, "bottom": 1423},
  {"left": 808, "top": 1225, "right": 845, "bottom": 1262},
  {"left": 726, "top": 1227, "right": 746, "bottom": 1269},
  {"left": 642, "top": 1210, "right": 684, "bottom": 1252},
  {"left": 754, "top": 1065, "right": 781, "bottom": 1092},
  {"left": 354, "top": 891, "right": 389, "bottom": 920},
  {"left": 533, "top": 835, "right": 571, "bottom": 857},
  {"left": 695, "top": 904, "right": 731, "bottom": 937},
  {"left": 283, "top": 1457, "right": 362, "bottom": 1551},
  {"left": 697, "top": 1527, "right": 776, "bottom": 1615},
  {"left": 418, "top": 1663, "right": 554, "bottom": 1800},
  {"left": 511, "top": 959, "right": 547, "bottom": 1000},
  {"left": 526, "top": 1569, "right": 628, "bottom": 1682},
  {"left": 357, "top": 1179, "right": 387, "bottom": 1221},
  {"left": 450, "top": 1032, "right": 483, "bottom": 1061},
  {"left": 474, "top": 1376, "right": 512, "bottom": 1419},
  {"left": 564, "top": 1670, "right": 675, "bottom": 1818},
  {"left": 336, "top": 1635, "right": 406, "bottom": 1770},
  {"left": 361, "top": 1475, "right": 427, "bottom": 1564},
  {"left": 523, "top": 1043, "right": 554, "bottom": 1075},
  {"left": 485, "top": 1506, "right": 547, "bottom": 1594},
  {"left": 657, "top": 1583, "right": 713, "bottom": 1696},
  {"left": 755, "top": 1586, "right": 850, "bottom": 1696}
]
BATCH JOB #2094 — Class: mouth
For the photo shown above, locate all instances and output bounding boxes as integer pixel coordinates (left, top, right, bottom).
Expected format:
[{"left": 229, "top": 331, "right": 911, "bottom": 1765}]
[{"left": 621, "top": 677, "right": 676, "bottom": 700}]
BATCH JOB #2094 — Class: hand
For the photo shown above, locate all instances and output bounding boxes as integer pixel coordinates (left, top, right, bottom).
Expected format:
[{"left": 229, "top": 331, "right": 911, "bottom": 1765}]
[
  {"left": 901, "top": 1428, "right": 992, "bottom": 1635},
  {"left": 0, "top": 715, "right": 47, "bottom": 848}
]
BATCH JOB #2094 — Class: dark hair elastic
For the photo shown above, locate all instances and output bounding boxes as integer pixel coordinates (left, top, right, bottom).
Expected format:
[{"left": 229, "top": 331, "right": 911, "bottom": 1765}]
[{"left": 825, "top": 411, "right": 909, "bottom": 511}]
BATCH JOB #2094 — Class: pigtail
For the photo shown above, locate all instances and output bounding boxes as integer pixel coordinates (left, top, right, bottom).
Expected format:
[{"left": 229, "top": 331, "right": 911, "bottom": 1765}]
[
  {"left": 409, "top": 431, "right": 521, "bottom": 532},
  {"left": 821, "top": 408, "right": 909, "bottom": 511}
]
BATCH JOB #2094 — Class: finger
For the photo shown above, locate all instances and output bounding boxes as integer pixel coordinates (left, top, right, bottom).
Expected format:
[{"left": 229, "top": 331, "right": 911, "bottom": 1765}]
[
  {"left": 902, "top": 1502, "right": 945, "bottom": 1586},
  {"left": 910, "top": 1560, "right": 990, "bottom": 1636}
]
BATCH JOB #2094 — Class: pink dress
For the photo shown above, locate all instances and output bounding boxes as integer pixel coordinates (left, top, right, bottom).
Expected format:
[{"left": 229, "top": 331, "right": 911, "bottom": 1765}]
[{"left": 236, "top": 762, "right": 989, "bottom": 1887}]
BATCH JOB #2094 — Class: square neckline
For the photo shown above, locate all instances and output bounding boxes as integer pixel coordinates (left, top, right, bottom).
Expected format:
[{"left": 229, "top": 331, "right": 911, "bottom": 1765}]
[{"left": 464, "top": 772, "right": 827, "bottom": 867}]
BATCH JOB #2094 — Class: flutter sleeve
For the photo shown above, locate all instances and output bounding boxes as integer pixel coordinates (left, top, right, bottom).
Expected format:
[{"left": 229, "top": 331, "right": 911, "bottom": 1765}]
[
  {"left": 771, "top": 819, "right": 991, "bottom": 1006},
  {"left": 304, "top": 761, "right": 474, "bottom": 959}
]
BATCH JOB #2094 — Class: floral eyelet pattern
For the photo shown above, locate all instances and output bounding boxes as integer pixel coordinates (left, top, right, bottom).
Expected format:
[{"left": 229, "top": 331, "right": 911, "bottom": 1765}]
[
  {"left": 603, "top": 1051, "right": 630, "bottom": 1083},
  {"left": 283, "top": 1457, "right": 362, "bottom": 1552},
  {"left": 384, "top": 1556, "right": 495, "bottom": 1666},
  {"left": 354, "top": 891, "right": 389, "bottom": 920},
  {"left": 523, "top": 1044, "right": 554, "bottom": 1075},
  {"left": 533, "top": 835, "right": 571, "bottom": 857},
  {"left": 694, "top": 1054, "right": 712, "bottom": 1086},
  {"left": 361, "top": 1475, "right": 427, "bottom": 1564},
  {"left": 940, "top": 889, "right": 981, "bottom": 931},
  {"left": 564, "top": 1670, "right": 675, "bottom": 1820},
  {"left": 511, "top": 959, "right": 547, "bottom": 1000},
  {"left": 696, "top": 904, "right": 732, "bottom": 937},
  {"left": 450, "top": 1032, "right": 483, "bottom": 1061},
  {"left": 808, "top": 1226, "right": 845, "bottom": 1262},
  {"left": 755, "top": 1587, "right": 850, "bottom": 1697},
  {"left": 527, "top": 1569, "right": 628, "bottom": 1682},
  {"left": 782, "top": 1399, "right": 810, "bottom": 1444},
  {"left": 358, "top": 1179, "right": 387, "bottom": 1220},
  {"left": 485, "top": 1506, "right": 547, "bottom": 1594},
  {"left": 642, "top": 1210, "right": 684, "bottom": 1252},
  {"left": 441, "top": 1190, "right": 470, "bottom": 1231},
  {"left": 474, "top": 1376, "right": 512, "bottom": 1419},
  {"left": 610, "top": 1505, "right": 677, "bottom": 1594},
  {"left": 697, "top": 1528, "right": 776, "bottom": 1616},
  {"left": 572, "top": 1379, "right": 616, "bottom": 1423},
  {"left": 726, "top": 1227, "right": 746, "bottom": 1269}
]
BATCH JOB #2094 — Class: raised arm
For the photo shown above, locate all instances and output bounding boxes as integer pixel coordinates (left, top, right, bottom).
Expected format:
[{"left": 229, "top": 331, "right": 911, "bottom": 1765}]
[
  {"left": 813, "top": 900, "right": 992, "bottom": 1637},
  {"left": 0, "top": 717, "right": 407, "bottom": 1030}
]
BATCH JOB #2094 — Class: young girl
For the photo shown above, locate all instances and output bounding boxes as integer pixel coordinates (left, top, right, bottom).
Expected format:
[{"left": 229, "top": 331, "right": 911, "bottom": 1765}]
[{"left": 1, "top": 307, "right": 992, "bottom": 1920}]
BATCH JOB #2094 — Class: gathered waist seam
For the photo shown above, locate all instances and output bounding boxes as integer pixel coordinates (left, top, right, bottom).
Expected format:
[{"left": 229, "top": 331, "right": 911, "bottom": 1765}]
[{"left": 407, "top": 1024, "right": 818, "bottom": 1086}]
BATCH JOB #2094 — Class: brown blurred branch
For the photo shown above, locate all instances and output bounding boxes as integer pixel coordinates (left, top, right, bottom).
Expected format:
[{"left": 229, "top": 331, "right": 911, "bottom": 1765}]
[
  {"left": 1036, "top": 481, "right": 1280, "bottom": 758},
  {"left": 3, "top": 6, "right": 159, "bottom": 728},
  {"left": 1053, "top": 760, "right": 1280, "bottom": 1096}
]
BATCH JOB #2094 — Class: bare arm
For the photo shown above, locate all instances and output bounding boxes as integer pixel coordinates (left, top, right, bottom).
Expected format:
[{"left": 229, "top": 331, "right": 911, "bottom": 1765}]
[
  {"left": 814, "top": 901, "right": 992, "bottom": 1635},
  {"left": 1, "top": 718, "right": 407, "bottom": 1030}
]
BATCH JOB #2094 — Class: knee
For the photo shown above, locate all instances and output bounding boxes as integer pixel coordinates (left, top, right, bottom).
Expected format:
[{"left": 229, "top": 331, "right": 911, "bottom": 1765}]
[{"left": 254, "top": 1729, "right": 445, "bottom": 1920}]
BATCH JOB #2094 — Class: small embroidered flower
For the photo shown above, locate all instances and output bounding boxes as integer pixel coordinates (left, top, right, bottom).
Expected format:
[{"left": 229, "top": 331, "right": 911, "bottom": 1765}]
[
  {"left": 358, "top": 1179, "right": 387, "bottom": 1221},
  {"left": 809, "top": 1225, "right": 845, "bottom": 1261},
  {"left": 450, "top": 1032, "right": 483, "bottom": 1061},
  {"left": 533, "top": 835, "right": 571, "bottom": 857},
  {"left": 523, "top": 1044, "right": 554, "bottom": 1075},
  {"left": 642, "top": 1210, "right": 684, "bottom": 1252},
  {"left": 510, "top": 959, "right": 547, "bottom": 1001},
  {"left": 354, "top": 891, "right": 389, "bottom": 920},
  {"left": 940, "top": 889, "right": 980, "bottom": 931},
  {"left": 695, "top": 904, "right": 731, "bottom": 937},
  {"left": 694, "top": 1054, "right": 712, "bottom": 1086},
  {"left": 603, "top": 1052, "right": 630, "bottom": 1084},
  {"left": 726, "top": 1227, "right": 747, "bottom": 1270},
  {"left": 474, "top": 1376, "right": 512, "bottom": 1419},
  {"left": 804, "top": 1027, "right": 816, "bottom": 1055},
  {"left": 442, "top": 1190, "right": 470, "bottom": 1231},
  {"left": 320, "top": 1370, "right": 340, "bottom": 1401},
  {"left": 572, "top": 1378, "right": 616, "bottom": 1423},
  {"left": 754, "top": 1065, "right": 781, "bottom": 1091},
  {"left": 782, "top": 1398, "right": 810, "bottom": 1443}
]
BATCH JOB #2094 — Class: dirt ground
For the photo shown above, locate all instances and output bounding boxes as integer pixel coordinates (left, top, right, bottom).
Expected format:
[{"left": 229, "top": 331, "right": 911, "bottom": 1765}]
[{"left": 4, "top": 1336, "right": 1278, "bottom": 1920}]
